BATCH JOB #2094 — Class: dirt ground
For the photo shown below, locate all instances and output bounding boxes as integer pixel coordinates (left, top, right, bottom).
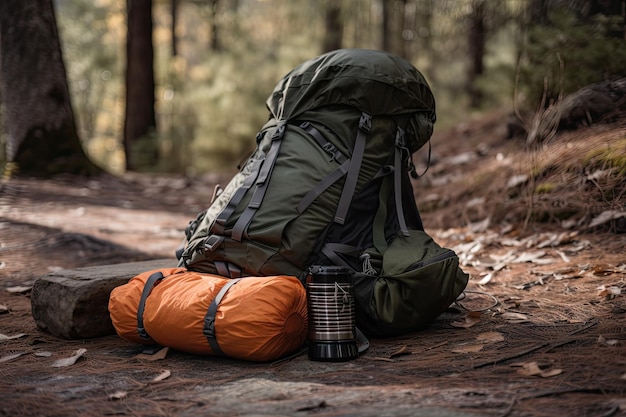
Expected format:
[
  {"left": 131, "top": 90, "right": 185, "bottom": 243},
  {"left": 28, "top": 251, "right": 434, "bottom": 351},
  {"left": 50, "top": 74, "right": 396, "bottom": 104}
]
[{"left": 1, "top": 112, "right": 625, "bottom": 417}]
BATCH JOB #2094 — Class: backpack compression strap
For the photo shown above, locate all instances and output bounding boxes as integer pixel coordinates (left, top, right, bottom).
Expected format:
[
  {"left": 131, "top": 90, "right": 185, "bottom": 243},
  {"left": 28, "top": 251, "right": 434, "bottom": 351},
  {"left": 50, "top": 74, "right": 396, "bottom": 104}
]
[
  {"left": 296, "top": 121, "right": 350, "bottom": 213},
  {"left": 136, "top": 270, "right": 185, "bottom": 339},
  {"left": 203, "top": 278, "right": 242, "bottom": 356},
  {"left": 393, "top": 127, "right": 411, "bottom": 238},
  {"left": 334, "top": 112, "right": 371, "bottom": 225}
]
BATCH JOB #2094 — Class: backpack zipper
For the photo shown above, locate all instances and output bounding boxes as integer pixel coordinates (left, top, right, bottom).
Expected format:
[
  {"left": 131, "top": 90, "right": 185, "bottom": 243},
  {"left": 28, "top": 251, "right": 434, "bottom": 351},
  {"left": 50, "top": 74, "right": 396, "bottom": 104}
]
[{"left": 403, "top": 249, "right": 457, "bottom": 273}]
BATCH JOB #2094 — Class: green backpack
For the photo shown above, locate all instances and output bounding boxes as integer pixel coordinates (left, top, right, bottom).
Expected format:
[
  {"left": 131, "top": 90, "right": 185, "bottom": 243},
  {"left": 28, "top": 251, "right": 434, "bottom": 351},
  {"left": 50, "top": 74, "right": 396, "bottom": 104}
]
[{"left": 177, "top": 49, "right": 468, "bottom": 337}]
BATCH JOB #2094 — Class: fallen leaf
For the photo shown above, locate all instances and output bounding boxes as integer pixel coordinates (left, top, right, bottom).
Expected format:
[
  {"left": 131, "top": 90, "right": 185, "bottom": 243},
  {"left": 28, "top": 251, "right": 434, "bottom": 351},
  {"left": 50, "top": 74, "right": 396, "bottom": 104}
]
[
  {"left": 555, "top": 250, "right": 571, "bottom": 263},
  {"left": 451, "top": 313, "right": 481, "bottom": 328},
  {"left": 512, "top": 251, "right": 547, "bottom": 263},
  {"left": 367, "top": 356, "right": 395, "bottom": 362},
  {"left": 451, "top": 344, "right": 484, "bottom": 354},
  {"left": 149, "top": 370, "right": 171, "bottom": 383},
  {"left": 5, "top": 286, "right": 32, "bottom": 294},
  {"left": 468, "top": 217, "right": 491, "bottom": 233},
  {"left": 0, "top": 304, "right": 9, "bottom": 314},
  {"left": 597, "top": 335, "right": 619, "bottom": 346},
  {"left": 513, "top": 361, "right": 562, "bottom": 378},
  {"left": 34, "top": 351, "right": 53, "bottom": 357},
  {"left": 477, "top": 273, "right": 493, "bottom": 285},
  {"left": 476, "top": 331, "right": 505, "bottom": 343},
  {"left": 588, "top": 210, "right": 626, "bottom": 229},
  {"left": 0, "top": 352, "right": 27, "bottom": 363},
  {"left": 500, "top": 312, "right": 530, "bottom": 323},
  {"left": 389, "top": 345, "right": 411, "bottom": 358},
  {"left": 592, "top": 266, "right": 616, "bottom": 276},
  {"left": 597, "top": 285, "right": 622, "bottom": 299},
  {"left": 538, "top": 368, "right": 563, "bottom": 377},
  {"left": 135, "top": 346, "right": 169, "bottom": 361},
  {"left": 109, "top": 391, "right": 128, "bottom": 400},
  {"left": 0, "top": 333, "right": 27, "bottom": 342},
  {"left": 52, "top": 348, "right": 86, "bottom": 367},
  {"left": 507, "top": 174, "right": 528, "bottom": 189}
]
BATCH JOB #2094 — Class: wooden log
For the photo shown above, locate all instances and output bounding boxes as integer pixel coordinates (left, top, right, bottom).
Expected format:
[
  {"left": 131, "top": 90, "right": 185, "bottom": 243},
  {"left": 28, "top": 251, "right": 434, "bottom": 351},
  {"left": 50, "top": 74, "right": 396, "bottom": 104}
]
[{"left": 31, "top": 259, "right": 174, "bottom": 340}]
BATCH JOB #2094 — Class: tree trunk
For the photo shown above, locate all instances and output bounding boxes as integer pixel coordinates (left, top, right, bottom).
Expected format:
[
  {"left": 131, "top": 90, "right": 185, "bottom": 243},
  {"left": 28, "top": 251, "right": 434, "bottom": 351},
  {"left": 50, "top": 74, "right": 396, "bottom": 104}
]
[
  {"left": 210, "top": 0, "right": 221, "bottom": 51},
  {"left": 0, "top": 0, "right": 100, "bottom": 177},
  {"left": 400, "top": 0, "right": 416, "bottom": 61},
  {"left": 124, "top": 0, "right": 157, "bottom": 171},
  {"left": 171, "top": 0, "right": 178, "bottom": 56},
  {"left": 382, "top": 0, "right": 392, "bottom": 52},
  {"left": 322, "top": 1, "right": 343, "bottom": 52},
  {"left": 467, "top": 0, "right": 486, "bottom": 109}
]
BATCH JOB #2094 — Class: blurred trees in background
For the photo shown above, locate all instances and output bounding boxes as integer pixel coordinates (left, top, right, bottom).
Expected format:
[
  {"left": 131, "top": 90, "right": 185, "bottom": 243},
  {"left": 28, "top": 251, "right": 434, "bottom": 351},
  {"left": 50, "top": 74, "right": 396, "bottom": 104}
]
[
  {"left": 124, "top": 0, "right": 157, "bottom": 171},
  {"left": 0, "top": 0, "right": 101, "bottom": 176},
  {"left": 1, "top": 0, "right": 624, "bottom": 177}
]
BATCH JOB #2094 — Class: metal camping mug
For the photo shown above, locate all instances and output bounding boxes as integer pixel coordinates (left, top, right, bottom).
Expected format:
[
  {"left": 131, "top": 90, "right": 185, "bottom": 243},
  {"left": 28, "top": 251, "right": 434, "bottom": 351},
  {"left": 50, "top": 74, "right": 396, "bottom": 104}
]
[{"left": 306, "top": 265, "right": 358, "bottom": 361}]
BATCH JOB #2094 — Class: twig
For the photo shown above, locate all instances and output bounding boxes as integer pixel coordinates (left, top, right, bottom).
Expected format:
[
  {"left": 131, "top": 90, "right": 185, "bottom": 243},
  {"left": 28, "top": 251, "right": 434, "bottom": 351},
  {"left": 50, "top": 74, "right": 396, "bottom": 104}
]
[
  {"left": 421, "top": 341, "right": 448, "bottom": 353},
  {"left": 498, "top": 388, "right": 621, "bottom": 417},
  {"left": 473, "top": 343, "right": 548, "bottom": 369},
  {"left": 473, "top": 319, "right": 598, "bottom": 369}
]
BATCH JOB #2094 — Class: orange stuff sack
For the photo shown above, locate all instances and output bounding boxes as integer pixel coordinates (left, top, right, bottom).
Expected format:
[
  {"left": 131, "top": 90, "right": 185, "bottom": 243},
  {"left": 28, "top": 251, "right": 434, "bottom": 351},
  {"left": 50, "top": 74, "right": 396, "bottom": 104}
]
[{"left": 108, "top": 268, "right": 308, "bottom": 362}]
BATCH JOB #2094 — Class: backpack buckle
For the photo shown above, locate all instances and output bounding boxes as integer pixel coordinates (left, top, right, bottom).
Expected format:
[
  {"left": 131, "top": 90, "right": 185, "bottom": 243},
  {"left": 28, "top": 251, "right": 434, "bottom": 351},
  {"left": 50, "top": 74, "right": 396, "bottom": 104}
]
[
  {"left": 271, "top": 122, "right": 286, "bottom": 140},
  {"left": 322, "top": 142, "right": 339, "bottom": 161},
  {"left": 358, "top": 112, "right": 372, "bottom": 133},
  {"left": 395, "top": 127, "right": 406, "bottom": 148},
  {"left": 205, "top": 235, "right": 225, "bottom": 252}
]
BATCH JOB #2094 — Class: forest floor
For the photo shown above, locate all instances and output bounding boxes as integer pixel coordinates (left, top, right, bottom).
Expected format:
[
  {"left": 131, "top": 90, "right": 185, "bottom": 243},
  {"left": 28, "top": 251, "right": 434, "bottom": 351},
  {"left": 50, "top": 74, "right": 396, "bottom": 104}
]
[{"left": 0, "top": 110, "right": 625, "bottom": 417}]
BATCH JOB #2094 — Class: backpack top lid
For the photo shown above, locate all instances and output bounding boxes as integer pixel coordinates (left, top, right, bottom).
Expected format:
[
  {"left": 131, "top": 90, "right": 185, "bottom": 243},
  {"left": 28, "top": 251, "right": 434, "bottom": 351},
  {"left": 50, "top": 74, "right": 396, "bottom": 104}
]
[{"left": 266, "top": 48, "right": 436, "bottom": 153}]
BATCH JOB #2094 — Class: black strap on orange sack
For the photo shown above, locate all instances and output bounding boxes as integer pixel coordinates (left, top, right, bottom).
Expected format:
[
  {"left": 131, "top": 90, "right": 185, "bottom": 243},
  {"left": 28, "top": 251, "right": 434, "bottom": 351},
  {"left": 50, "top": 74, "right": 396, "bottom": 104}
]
[
  {"left": 136, "top": 272, "right": 166, "bottom": 339},
  {"left": 136, "top": 270, "right": 186, "bottom": 340},
  {"left": 203, "top": 278, "right": 242, "bottom": 356}
]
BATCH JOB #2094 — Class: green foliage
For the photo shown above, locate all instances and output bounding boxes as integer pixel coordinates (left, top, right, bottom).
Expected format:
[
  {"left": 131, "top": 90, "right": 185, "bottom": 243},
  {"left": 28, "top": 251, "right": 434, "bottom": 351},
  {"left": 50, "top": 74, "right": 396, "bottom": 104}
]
[
  {"left": 583, "top": 138, "right": 626, "bottom": 176},
  {"left": 56, "top": 0, "right": 125, "bottom": 173},
  {"left": 50, "top": 0, "right": 577, "bottom": 175},
  {"left": 519, "top": 8, "right": 626, "bottom": 109}
]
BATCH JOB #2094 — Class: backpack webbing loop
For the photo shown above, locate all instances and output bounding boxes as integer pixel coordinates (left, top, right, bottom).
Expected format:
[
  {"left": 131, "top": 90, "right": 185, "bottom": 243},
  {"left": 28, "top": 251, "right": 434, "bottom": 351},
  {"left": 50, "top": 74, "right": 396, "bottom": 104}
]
[
  {"left": 298, "top": 121, "right": 347, "bottom": 164},
  {"left": 214, "top": 260, "right": 242, "bottom": 278},
  {"left": 334, "top": 112, "right": 371, "bottom": 225},
  {"left": 231, "top": 121, "right": 286, "bottom": 242},
  {"left": 203, "top": 278, "right": 242, "bottom": 356}
]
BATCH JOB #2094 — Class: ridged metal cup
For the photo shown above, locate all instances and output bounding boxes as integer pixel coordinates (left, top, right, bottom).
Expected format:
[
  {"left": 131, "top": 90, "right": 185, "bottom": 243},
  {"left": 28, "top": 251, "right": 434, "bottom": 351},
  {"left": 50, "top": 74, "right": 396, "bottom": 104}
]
[{"left": 306, "top": 265, "right": 358, "bottom": 361}]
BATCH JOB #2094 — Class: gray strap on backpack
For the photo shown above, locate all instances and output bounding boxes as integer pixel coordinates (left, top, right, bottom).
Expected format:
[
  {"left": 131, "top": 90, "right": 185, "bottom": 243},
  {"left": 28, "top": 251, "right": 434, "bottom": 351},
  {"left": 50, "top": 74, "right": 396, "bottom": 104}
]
[
  {"left": 297, "top": 159, "right": 350, "bottom": 213},
  {"left": 203, "top": 278, "right": 242, "bottom": 356},
  {"left": 231, "top": 122, "right": 286, "bottom": 242},
  {"left": 214, "top": 260, "right": 242, "bottom": 279},
  {"left": 296, "top": 121, "right": 351, "bottom": 213},
  {"left": 393, "top": 127, "right": 410, "bottom": 237},
  {"left": 334, "top": 112, "right": 371, "bottom": 225},
  {"left": 211, "top": 157, "right": 263, "bottom": 236},
  {"left": 321, "top": 243, "right": 361, "bottom": 268},
  {"left": 299, "top": 121, "right": 347, "bottom": 164}
]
